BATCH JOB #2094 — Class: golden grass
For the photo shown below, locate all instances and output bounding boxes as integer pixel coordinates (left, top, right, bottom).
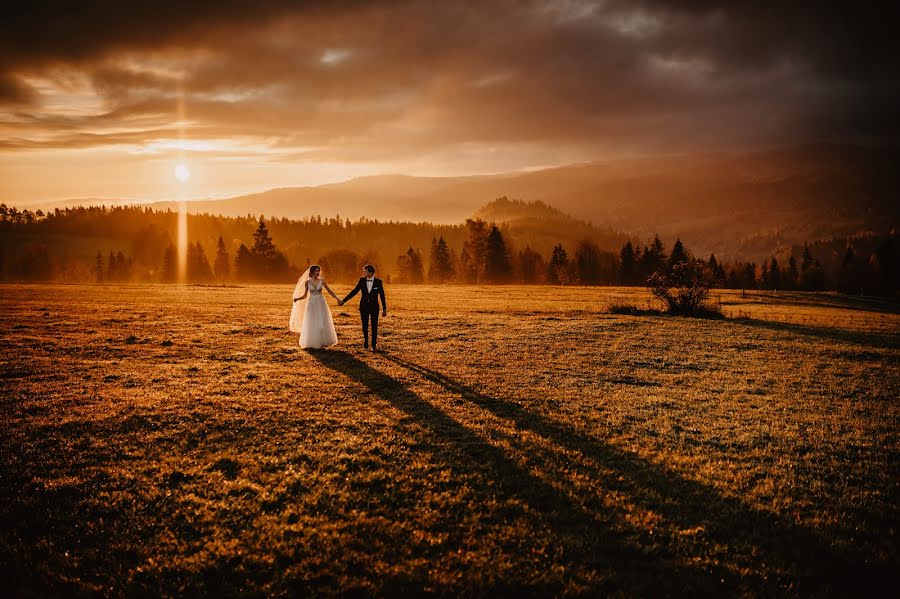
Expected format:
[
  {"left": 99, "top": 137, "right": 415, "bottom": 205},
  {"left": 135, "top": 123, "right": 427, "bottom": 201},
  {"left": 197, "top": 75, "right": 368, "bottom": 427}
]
[{"left": 1, "top": 284, "right": 898, "bottom": 595}]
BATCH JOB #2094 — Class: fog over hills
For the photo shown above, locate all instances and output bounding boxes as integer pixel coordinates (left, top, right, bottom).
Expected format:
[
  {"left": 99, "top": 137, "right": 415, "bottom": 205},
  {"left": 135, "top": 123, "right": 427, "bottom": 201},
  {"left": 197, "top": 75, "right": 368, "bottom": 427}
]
[{"left": 49, "top": 143, "right": 898, "bottom": 261}]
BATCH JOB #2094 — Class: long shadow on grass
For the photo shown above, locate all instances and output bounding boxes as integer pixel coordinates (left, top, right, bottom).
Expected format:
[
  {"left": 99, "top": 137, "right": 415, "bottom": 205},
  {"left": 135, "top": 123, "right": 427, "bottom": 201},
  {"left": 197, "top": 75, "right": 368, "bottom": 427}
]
[
  {"left": 733, "top": 317, "right": 900, "bottom": 350},
  {"left": 381, "top": 353, "right": 897, "bottom": 596},
  {"left": 310, "top": 349, "right": 728, "bottom": 595},
  {"left": 742, "top": 291, "right": 900, "bottom": 315}
]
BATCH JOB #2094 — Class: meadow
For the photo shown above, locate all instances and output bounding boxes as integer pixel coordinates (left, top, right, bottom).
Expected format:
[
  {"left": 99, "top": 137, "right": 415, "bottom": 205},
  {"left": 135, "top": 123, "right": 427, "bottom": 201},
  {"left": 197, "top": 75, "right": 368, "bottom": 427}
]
[{"left": 1, "top": 283, "right": 898, "bottom": 596}]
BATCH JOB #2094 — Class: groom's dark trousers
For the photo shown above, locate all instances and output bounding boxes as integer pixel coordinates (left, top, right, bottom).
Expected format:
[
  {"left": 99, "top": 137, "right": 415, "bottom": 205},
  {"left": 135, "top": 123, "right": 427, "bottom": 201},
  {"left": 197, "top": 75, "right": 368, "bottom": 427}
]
[
  {"left": 341, "top": 277, "right": 386, "bottom": 348},
  {"left": 362, "top": 311, "right": 378, "bottom": 348}
]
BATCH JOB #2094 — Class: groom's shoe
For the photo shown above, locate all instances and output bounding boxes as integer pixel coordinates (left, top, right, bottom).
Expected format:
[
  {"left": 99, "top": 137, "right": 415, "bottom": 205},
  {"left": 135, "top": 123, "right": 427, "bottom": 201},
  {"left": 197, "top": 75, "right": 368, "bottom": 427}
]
[{"left": 363, "top": 339, "right": 369, "bottom": 349}]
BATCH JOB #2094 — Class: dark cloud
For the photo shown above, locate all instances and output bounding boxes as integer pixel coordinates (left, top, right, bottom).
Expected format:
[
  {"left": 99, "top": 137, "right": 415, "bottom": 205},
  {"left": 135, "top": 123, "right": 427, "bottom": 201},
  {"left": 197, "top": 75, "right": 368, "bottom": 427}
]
[{"left": 1, "top": 0, "right": 897, "bottom": 160}]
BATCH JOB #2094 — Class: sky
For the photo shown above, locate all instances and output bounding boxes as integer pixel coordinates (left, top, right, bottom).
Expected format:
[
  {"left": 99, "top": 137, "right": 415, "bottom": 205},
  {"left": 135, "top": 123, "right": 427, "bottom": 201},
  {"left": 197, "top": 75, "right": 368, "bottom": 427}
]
[{"left": 1, "top": 0, "right": 897, "bottom": 207}]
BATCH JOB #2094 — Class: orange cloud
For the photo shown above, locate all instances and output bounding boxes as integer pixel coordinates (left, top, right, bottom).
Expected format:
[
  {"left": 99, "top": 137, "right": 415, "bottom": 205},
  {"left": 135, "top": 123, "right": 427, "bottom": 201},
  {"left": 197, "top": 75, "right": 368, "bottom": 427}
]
[{"left": 1, "top": 1, "right": 897, "bottom": 204}]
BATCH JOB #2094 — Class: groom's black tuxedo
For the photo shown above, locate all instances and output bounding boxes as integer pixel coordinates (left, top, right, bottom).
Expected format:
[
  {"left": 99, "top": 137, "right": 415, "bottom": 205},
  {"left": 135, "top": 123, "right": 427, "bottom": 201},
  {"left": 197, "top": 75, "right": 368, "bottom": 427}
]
[
  {"left": 343, "top": 277, "right": 386, "bottom": 313},
  {"left": 342, "top": 277, "right": 386, "bottom": 348}
]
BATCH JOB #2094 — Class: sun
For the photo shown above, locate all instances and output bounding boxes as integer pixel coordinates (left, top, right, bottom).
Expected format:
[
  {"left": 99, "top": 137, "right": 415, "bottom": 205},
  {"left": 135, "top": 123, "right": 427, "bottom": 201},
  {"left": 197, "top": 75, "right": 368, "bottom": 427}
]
[{"left": 174, "top": 163, "right": 191, "bottom": 182}]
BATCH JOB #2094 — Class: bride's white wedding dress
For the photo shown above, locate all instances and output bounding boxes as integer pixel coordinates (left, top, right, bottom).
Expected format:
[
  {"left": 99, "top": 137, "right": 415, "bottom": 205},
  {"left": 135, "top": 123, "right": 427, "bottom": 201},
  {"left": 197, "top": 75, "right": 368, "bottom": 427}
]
[{"left": 289, "top": 274, "right": 338, "bottom": 349}]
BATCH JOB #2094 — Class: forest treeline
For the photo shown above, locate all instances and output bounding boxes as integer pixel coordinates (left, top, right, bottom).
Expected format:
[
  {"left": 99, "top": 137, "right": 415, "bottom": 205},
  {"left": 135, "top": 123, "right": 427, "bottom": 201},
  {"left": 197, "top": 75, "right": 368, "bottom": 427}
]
[{"left": 0, "top": 202, "right": 896, "bottom": 296}]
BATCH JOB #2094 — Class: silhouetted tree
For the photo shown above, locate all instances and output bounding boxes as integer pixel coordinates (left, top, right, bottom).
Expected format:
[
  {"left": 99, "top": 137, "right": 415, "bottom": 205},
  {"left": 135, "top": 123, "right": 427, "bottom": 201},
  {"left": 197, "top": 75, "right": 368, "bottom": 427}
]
[
  {"left": 769, "top": 257, "right": 781, "bottom": 290},
  {"left": 458, "top": 246, "right": 477, "bottom": 284},
  {"left": 517, "top": 245, "right": 546, "bottom": 284},
  {"left": 318, "top": 248, "right": 360, "bottom": 281},
  {"left": 547, "top": 244, "right": 571, "bottom": 285},
  {"left": 247, "top": 217, "right": 290, "bottom": 281},
  {"left": 648, "top": 260, "right": 721, "bottom": 317},
  {"left": 459, "top": 219, "right": 489, "bottom": 283},
  {"left": 107, "top": 251, "right": 117, "bottom": 281},
  {"left": 639, "top": 235, "right": 666, "bottom": 280},
  {"left": 787, "top": 256, "right": 799, "bottom": 290},
  {"left": 187, "top": 242, "right": 213, "bottom": 282},
  {"left": 668, "top": 238, "right": 689, "bottom": 273},
  {"left": 396, "top": 246, "right": 425, "bottom": 283},
  {"left": 725, "top": 261, "right": 757, "bottom": 290},
  {"left": 428, "top": 236, "right": 454, "bottom": 283},
  {"left": 484, "top": 225, "right": 512, "bottom": 283},
  {"left": 234, "top": 243, "right": 253, "bottom": 281},
  {"left": 15, "top": 242, "right": 54, "bottom": 281},
  {"left": 619, "top": 241, "right": 636, "bottom": 284},
  {"left": 161, "top": 244, "right": 177, "bottom": 282},
  {"left": 94, "top": 251, "right": 104, "bottom": 283},
  {"left": 574, "top": 240, "right": 611, "bottom": 285},
  {"left": 213, "top": 235, "right": 230, "bottom": 284},
  {"left": 708, "top": 254, "right": 725, "bottom": 285},
  {"left": 130, "top": 224, "right": 170, "bottom": 270},
  {"left": 804, "top": 259, "right": 826, "bottom": 291},
  {"left": 801, "top": 244, "right": 814, "bottom": 273},
  {"left": 838, "top": 245, "right": 863, "bottom": 294},
  {"left": 251, "top": 217, "right": 277, "bottom": 260}
]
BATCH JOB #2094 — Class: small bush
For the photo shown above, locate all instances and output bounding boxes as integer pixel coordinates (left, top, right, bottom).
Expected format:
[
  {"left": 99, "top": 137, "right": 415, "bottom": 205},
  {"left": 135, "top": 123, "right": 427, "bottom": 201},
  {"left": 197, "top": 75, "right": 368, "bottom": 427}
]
[{"left": 648, "top": 262, "right": 724, "bottom": 318}]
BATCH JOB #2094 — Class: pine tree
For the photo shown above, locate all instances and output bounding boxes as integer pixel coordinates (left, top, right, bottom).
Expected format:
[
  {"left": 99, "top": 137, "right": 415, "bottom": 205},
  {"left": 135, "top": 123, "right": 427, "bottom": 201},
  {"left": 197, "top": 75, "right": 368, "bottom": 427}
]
[
  {"left": 428, "top": 236, "right": 454, "bottom": 283},
  {"left": 94, "top": 251, "right": 104, "bottom": 283},
  {"left": 234, "top": 243, "right": 253, "bottom": 281},
  {"left": 461, "top": 219, "right": 489, "bottom": 283},
  {"left": 743, "top": 262, "right": 757, "bottom": 290},
  {"left": 668, "top": 238, "right": 688, "bottom": 273},
  {"left": 188, "top": 242, "right": 213, "bottom": 282},
  {"left": 769, "top": 257, "right": 781, "bottom": 290},
  {"left": 248, "top": 217, "right": 290, "bottom": 281},
  {"left": 574, "top": 240, "right": 604, "bottom": 285},
  {"left": 800, "top": 244, "right": 816, "bottom": 290},
  {"left": 458, "top": 245, "right": 477, "bottom": 284},
  {"left": 838, "top": 245, "right": 861, "bottom": 294},
  {"left": 484, "top": 225, "right": 512, "bottom": 283},
  {"left": 547, "top": 244, "right": 570, "bottom": 285},
  {"left": 619, "top": 241, "right": 636, "bottom": 285},
  {"left": 805, "top": 259, "right": 826, "bottom": 291},
  {"left": 708, "top": 254, "right": 725, "bottom": 284},
  {"left": 108, "top": 251, "right": 117, "bottom": 281},
  {"left": 251, "top": 217, "right": 277, "bottom": 260},
  {"left": 115, "top": 251, "right": 130, "bottom": 282},
  {"left": 214, "top": 235, "right": 230, "bottom": 284},
  {"left": 639, "top": 235, "right": 666, "bottom": 279},
  {"left": 801, "top": 244, "right": 814, "bottom": 273},
  {"left": 161, "top": 244, "right": 177, "bottom": 283},
  {"left": 396, "top": 246, "right": 424, "bottom": 283},
  {"left": 787, "top": 256, "right": 799, "bottom": 290}
]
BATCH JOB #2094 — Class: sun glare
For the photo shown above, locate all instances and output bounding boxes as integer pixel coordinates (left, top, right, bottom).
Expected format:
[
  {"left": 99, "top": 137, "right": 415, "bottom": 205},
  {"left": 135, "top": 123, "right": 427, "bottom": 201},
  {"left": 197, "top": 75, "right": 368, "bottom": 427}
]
[{"left": 174, "top": 163, "right": 191, "bottom": 182}]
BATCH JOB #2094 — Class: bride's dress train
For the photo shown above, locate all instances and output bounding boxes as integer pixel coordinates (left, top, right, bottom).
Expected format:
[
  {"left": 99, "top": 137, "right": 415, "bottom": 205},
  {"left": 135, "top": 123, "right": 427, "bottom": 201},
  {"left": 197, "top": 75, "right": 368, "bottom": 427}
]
[{"left": 290, "top": 274, "right": 338, "bottom": 349}]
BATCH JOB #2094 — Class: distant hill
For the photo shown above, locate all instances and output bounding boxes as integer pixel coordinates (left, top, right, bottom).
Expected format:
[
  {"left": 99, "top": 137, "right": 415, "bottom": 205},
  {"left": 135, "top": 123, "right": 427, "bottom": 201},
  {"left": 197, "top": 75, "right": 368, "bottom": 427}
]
[
  {"left": 44, "top": 143, "right": 899, "bottom": 262},
  {"left": 474, "top": 197, "right": 627, "bottom": 256}
]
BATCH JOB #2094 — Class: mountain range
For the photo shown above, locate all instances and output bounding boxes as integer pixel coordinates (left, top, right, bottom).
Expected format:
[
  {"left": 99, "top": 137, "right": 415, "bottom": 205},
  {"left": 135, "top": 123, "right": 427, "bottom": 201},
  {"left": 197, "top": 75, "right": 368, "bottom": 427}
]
[{"left": 52, "top": 143, "right": 900, "bottom": 261}]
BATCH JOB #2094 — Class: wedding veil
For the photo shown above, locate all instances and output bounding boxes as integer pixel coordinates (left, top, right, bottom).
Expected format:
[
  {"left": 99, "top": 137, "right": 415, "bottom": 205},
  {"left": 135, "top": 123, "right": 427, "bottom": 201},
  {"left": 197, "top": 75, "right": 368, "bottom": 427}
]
[{"left": 289, "top": 267, "right": 311, "bottom": 333}]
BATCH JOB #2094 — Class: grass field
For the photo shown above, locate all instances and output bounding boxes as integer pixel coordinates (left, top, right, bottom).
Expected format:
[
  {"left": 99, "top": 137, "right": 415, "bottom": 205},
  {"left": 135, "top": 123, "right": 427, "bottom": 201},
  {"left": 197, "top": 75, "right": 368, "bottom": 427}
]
[{"left": 1, "top": 284, "right": 898, "bottom": 596}]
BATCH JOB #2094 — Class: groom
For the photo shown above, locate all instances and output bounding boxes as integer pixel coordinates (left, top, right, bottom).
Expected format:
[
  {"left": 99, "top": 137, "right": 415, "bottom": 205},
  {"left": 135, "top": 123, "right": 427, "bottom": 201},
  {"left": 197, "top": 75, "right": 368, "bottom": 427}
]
[{"left": 339, "top": 264, "right": 387, "bottom": 351}]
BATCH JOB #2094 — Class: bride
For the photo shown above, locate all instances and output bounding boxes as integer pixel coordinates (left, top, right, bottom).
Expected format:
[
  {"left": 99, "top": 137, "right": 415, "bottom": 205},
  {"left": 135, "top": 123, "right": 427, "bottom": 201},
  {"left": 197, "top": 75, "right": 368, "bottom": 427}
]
[{"left": 289, "top": 265, "right": 340, "bottom": 349}]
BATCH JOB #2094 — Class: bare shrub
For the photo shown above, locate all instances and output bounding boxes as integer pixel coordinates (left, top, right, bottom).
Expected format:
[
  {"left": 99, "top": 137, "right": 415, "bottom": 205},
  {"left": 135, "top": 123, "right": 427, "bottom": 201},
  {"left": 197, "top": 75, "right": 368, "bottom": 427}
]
[{"left": 648, "top": 261, "right": 724, "bottom": 318}]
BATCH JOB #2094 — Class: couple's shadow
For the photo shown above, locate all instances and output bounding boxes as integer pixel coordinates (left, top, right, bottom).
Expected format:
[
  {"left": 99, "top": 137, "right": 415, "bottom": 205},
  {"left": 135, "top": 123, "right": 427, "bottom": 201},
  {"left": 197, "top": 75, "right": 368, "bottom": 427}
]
[{"left": 307, "top": 349, "right": 892, "bottom": 595}]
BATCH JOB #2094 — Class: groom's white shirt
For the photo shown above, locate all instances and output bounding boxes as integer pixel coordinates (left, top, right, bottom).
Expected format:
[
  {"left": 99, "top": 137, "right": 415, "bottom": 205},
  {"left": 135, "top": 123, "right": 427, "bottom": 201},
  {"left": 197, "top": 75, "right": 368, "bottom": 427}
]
[{"left": 366, "top": 277, "right": 374, "bottom": 293}]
